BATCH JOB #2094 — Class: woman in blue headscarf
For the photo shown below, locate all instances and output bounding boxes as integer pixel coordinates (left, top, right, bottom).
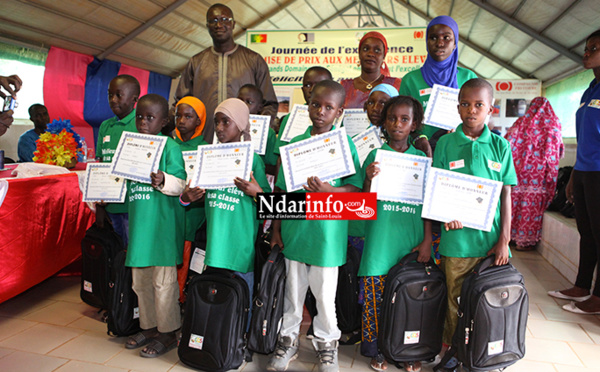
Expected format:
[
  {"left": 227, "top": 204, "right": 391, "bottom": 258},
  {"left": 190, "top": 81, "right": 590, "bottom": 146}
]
[{"left": 399, "top": 15, "right": 477, "bottom": 142}]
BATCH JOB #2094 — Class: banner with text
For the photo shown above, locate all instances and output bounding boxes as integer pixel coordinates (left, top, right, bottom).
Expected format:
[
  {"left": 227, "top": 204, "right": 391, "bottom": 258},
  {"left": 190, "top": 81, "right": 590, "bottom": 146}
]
[
  {"left": 489, "top": 79, "right": 542, "bottom": 134},
  {"left": 246, "top": 27, "right": 427, "bottom": 87}
]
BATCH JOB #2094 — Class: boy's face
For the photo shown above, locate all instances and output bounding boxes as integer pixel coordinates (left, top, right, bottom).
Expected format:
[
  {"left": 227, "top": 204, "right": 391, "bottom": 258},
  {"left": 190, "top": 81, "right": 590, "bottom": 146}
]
[
  {"left": 384, "top": 104, "right": 416, "bottom": 142},
  {"left": 206, "top": 6, "right": 235, "bottom": 44},
  {"left": 135, "top": 100, "right": 167, "bottom": 135},
  {"left": 175, "top": 103, "right": 200, "bottom": 138},
  {"left": 458, "top": 87, "right": 493, "bottom": 130},
  {"left": 302, "top": 70, "right": 331, "bottom": 103},
  {"left": 308, "top": 86, "right": 343, "bottom": 131},
  {"left": 237, "top": 88, "right": 263, "bottom": 115},
  {"left": 364, "top": 91, "right": 391, "bottom": 126},
  {"left": 427, "top": 24, "right": 456, "bottom": 62},
  {"left": 214, "top": 112, "right": 242, "bottom": 143},
  {"left": 108, "top": 79, "right": 138, "bottom": 119}
]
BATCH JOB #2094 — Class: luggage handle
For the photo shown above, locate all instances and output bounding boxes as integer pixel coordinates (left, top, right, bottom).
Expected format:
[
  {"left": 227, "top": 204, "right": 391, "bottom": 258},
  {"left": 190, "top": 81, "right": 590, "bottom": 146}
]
[
  {"left": 397, "top": 251, "right": 435, "bottom": 266},
  {"left": 474, "top": 254, "right": 497, "bottom": 274}
]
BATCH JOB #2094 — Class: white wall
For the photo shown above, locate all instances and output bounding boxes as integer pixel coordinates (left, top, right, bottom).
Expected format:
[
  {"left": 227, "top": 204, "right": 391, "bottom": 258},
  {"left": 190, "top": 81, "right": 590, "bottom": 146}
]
[{"left": 0, "top": 119, "right": 33, "bottom": 161}]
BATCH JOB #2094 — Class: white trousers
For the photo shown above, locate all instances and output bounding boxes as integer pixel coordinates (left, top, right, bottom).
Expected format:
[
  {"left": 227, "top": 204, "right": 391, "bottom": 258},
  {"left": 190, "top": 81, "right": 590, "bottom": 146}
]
[
  {"left": 132, "top": 266, "right": 180, "bottom": 333},
  {"left": 280, "top": 259, "right": 341, "bottom": 346}
]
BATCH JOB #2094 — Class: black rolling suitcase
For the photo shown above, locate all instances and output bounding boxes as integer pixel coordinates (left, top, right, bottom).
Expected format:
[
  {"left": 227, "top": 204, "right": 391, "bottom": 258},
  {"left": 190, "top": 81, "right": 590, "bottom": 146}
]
[
  {"left": 106, "top": 249, "right": 141, "bottom": 337},
  {"left": 336, "top": 244, "right": 362, "bottom": 333},
  {"left": 178, "top": 268, "right": 250, "bottom": 372},
  {"left": 80, "top": 222, "right": 123, "bottom": 309},
  {"left": 379, "top": 251, "right": 447, "bottom": 363},
  {"left": 247, "top": 245, "right": 286, "bottom": 354},
  {"left": 435, "top": 255, "right": 528, "bottom": 372}
]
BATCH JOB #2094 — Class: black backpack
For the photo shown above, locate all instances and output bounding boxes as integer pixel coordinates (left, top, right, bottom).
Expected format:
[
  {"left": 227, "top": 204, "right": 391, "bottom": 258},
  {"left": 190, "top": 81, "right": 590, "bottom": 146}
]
[
  {"left": 80, "top": 222, "right": 123, "bottom": 309},
  {"left": 335, "top": 244, "right": 362, "bottom": 333},
  {"left": 178, "top": 268, "right": 250, "bottom": 372},
  {"left": 435, "top": 255, "right": 528, "bottom": 372},
  {"left": 247, "top": 245, "right": 286, "bottom": 354},
  {"left": 379, "top": 251, "right": 447, "bottom": 363},
  {"left": 548, "top": 166, "right": 575, "bottom": 218},
  {"left": 106, "top": 249, "right": 141, "bottom": 337}
]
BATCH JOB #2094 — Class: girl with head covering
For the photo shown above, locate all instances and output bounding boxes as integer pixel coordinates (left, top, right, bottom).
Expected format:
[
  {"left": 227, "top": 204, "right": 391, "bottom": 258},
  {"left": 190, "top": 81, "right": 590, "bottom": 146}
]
[
  {"left": 180, "top": 98, "right": 271, "bottom": 321},
  {"left": 173, "top": 96, "right": 209, "bottom": 302},
  {"left": 364, "top": 83, "right": 400, "bottom": 134},
  {"left": 504, "top": 97, "right": 563, "bottom": 252},
  {"left": 341, "top": 31, "right": 402, "bottom": 109},
  {"left": 399, "top": 15, "right": 478, "bottom": 140}
]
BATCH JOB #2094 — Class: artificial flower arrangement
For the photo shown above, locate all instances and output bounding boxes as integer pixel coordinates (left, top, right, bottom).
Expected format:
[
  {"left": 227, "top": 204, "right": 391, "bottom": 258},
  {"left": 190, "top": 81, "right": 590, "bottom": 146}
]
[{"left": 33, "top": 118, "right": 83, "bottom": 167}]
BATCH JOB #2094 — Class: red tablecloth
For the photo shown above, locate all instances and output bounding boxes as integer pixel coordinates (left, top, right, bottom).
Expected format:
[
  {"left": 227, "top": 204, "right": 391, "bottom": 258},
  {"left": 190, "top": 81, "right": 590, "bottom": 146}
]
[{"left": 0, "top": 170, "right": 95, "bottom": 303}]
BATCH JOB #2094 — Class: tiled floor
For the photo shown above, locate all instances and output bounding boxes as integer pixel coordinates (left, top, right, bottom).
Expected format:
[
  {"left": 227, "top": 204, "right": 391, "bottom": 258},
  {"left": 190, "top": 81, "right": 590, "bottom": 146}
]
[{"left": 1, "top": 250, "right": 599, "bottom": 372}]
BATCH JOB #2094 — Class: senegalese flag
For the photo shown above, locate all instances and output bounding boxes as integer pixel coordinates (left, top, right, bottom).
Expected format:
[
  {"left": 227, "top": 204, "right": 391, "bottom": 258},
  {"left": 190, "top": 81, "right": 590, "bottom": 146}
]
[{"left": 251, "top": 34, "right": 267, "bottom": 43}]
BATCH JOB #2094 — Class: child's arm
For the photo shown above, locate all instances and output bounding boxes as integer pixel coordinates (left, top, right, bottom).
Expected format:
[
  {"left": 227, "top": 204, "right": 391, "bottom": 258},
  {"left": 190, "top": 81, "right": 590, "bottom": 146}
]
[
  {"left": 303, "top": 176, "right": 360, "bottom": 193},
  {"left": 151, "top": 170, "right": 185, "bottom": 196},
  {"left": 412, "top": 219, "right": 433, "bottom": 262},
  {"left": 362, "top": 161, "right": 380, "bottom": 192},
  {"left": 487, "top": 185, "right": 511, "bottom": 266},
  {"left": 234, "top": 172, "right": 264, "bottom": 198}
]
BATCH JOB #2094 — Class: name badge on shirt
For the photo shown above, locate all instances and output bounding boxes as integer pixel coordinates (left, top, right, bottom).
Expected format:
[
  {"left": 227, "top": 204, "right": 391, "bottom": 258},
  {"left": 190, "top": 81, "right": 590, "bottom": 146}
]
[
  {"left": 488, "top": 159, "right": 502, "bottom": 172},
  {"left": 419, "top": 88, "right": 432, "bottom": 96},
  {"left": 588, "top": 99, "right": 600, "bottom": 109},
  {"left": 103, "top": 135, "right": 110, "bottom": 143},
  {"left": 449, "top": 159, "right": 465, "bottom": 170}
]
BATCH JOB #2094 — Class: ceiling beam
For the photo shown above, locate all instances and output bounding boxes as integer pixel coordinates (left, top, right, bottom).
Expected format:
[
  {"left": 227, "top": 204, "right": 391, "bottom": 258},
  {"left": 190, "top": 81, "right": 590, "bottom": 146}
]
[
  {"left": 314, "top": 1, "right": 358, "bottom": 29},
  {"left": 363, "top": 1, "right": 404, "bottom": 26},
  {"left": 467, "top": 0, "right": 582, "bottom": 64},
  {"left": 392, "top": 0, "right": 529, "bottom": 78},
  {"left": 233, "top": 0, "right": 298, "bottom": 38},
  {"left": 97, "top": 0, "right": 188, "bottom": 60}
]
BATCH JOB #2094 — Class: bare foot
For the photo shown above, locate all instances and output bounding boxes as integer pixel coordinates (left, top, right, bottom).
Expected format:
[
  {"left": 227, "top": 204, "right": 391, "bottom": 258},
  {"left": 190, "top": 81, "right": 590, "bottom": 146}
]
[
  {"left": 575, "top": 295, "right": 600, "bottom": 313},
  {"left": 560, "top": 286, "right": 590, "bottom": 298}
]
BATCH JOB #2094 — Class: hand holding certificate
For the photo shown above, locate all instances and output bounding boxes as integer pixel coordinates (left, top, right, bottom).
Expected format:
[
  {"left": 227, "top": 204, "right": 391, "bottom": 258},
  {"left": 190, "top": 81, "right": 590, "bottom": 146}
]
[
  {"left": 280, "top": 128, "right": 356, "bottom": 192},
  {"left": 421, "top": 168, "right": 502, "bottom": 231},
  {"left": 190, "top": 142, "right": 253, "bottom": 189},
  {"left": 83, "top": 163, "right": 126, "bottom": 203},
  {"left": 371, "top": 150, "right": 431, "bottom": 204},
  {"left": 110, "top": 131, "right": 167, "bottom": 184},
  {"left": 423, "top": 84, "right": 462, "bottom": 131}
]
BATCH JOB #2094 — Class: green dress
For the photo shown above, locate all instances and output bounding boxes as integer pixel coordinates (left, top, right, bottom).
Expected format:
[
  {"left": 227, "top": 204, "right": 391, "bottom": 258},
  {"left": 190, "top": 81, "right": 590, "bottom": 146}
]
[
  {"left": 358, "top": 144, "right": 427, "bottom": 276},
  {"left": 204, "top": 153, "right": 271, "bottom": 273},
  {"left": 175, "top": 135, "right": 209, "bottom": 241},
  {"left": 126, "top": 135, "right": 187, "bottom": 267},
  {"left": 275, "top": 126, "right": 363, "bottom": 267}
]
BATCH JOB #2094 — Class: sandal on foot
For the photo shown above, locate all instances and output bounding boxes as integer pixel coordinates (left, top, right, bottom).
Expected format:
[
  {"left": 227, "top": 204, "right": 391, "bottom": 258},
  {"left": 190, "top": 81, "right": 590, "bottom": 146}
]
[
  {"left": 125, "top": 327, "right": 158, "bottom": 349},
  {"left": 405, "top": 361, "right": 421, "bottom": 372},
  {"left": 370, "top": 354, "right": 388, "bottom": 371},
  {"left": 140, "top": 334, "right": 177, "bottom": 358}
]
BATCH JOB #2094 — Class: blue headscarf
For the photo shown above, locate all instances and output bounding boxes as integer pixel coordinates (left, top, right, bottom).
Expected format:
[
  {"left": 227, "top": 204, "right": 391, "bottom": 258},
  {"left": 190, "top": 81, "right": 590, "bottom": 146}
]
[
  {"left": 421, "top": 15, "right": 459, "bottom": 89},
  {"left": 368, "top": 83, "right": 399, "bottom": 99}
]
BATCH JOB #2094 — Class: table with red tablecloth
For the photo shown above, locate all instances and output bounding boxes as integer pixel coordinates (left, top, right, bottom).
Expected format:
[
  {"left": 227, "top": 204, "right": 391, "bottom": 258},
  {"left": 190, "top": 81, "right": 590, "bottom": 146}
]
[{"left": 0, "top": 164, "right": 95, "bottom": 303}]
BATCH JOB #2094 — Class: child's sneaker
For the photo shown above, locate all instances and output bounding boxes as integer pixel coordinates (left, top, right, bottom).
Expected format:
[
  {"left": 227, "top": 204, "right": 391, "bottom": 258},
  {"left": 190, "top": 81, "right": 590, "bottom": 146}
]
[
  {"left": 266, "top": 336, "right": 298, "bottom": 371},
  {"left": 315, "top": 340, "right": 339, "bottom": 372}
]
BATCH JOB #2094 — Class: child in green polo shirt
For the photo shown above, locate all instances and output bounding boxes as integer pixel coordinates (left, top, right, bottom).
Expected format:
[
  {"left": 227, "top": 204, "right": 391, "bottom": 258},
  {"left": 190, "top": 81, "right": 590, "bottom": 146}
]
[
  {"left": 95, "top": 74, "right": 140, "bottom": 245},
  {"left": 124, "top": 94, "right": 187, "bottom": 358},
  {"left": 432, "top": 78, "right": 517, "bottom": 369},
  {"left": 267, "top": 80, "right": 362, "bottom": 372},
  {"left": 360, "top": 95, "right": 432, "bottom": 372}
]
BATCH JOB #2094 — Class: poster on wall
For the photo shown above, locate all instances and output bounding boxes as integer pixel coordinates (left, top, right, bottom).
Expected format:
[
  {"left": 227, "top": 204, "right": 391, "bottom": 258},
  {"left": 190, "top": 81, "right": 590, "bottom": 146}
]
[
  {"left": 488, "top": 79, "right": 541, "bottom": 134},
  {"left": 246, "top": 27, "right": 427, "bottom": 91}
]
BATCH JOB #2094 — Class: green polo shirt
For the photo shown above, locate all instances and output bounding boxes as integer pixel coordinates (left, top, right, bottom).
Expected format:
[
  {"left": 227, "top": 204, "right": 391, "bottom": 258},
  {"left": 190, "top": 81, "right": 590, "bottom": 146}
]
[
  {"left": 262, "top": 127, "right": 278, "bottom": 166},
  {"left": 275, "top": 126, "right": 363, "bottom": 267},
  {"left": 96, "top": 110, "right": 137, "bottom": 214},
  {"left": 433, "top": 124, "right": 517, "bottom": 258},
  {"left": 399, "top": 67, "right": 478, "bottom": 139}
]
